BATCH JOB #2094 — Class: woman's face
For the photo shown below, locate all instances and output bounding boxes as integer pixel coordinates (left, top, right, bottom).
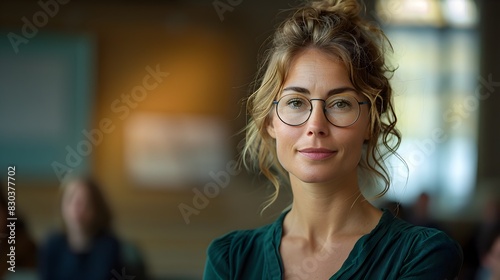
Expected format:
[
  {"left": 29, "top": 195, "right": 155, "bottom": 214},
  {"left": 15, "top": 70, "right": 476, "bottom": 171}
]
[
  {"left": 62, "top": 181, "right": 94, "bottom": 233},
  {"left": 267, "top": 48, "right": 370, "bottom": 186}
]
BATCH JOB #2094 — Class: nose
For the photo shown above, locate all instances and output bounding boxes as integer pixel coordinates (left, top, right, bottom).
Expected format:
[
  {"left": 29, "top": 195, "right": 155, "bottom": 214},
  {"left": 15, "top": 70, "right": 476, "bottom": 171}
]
[{"left": 306, "top": 100, "right": 329, "bottom": 137}]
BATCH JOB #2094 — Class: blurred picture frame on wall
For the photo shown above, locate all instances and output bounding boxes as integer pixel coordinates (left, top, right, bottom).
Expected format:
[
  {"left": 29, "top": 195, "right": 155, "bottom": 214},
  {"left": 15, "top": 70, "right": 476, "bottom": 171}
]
[{"left": 124, "top": 113, "right": 231, "bottom": 189}]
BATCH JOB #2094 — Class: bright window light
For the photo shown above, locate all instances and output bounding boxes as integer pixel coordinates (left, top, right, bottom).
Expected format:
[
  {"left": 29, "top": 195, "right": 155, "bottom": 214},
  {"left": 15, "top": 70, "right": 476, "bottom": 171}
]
[
  {"left": 376, "top": 0, "right": 478, "bottom": 28},
  {"left": 442, "top": 0, "right": 478, "bottom": 27}
]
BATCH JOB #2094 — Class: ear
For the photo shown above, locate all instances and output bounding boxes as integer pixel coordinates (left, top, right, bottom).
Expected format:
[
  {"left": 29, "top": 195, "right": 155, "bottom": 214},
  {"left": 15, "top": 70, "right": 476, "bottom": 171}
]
[{"left": 267, "top": 118, "right": 276, "bottom": 139}]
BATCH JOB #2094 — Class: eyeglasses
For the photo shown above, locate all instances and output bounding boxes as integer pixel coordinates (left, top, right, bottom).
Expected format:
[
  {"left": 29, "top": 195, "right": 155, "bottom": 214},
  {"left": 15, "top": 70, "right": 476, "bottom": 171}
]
[{"left": 272, "top": 94, "right": 369, "bottom": 127}]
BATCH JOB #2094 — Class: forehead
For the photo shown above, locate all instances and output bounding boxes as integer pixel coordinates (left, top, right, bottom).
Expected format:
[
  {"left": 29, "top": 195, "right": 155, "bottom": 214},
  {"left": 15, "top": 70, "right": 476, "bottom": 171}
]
[{"left": 284, "top": 48, "right": 351, "bottom": 89}]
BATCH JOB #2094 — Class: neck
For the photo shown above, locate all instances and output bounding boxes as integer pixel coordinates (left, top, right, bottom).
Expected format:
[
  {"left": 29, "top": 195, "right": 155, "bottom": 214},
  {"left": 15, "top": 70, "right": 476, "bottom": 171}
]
[{"left": 283, "top": 173, "right": 382, "bottom": 243}]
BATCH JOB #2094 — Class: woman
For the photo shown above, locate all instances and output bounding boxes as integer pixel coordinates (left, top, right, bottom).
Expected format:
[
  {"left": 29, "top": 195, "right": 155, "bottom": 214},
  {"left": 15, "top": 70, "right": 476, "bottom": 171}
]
[
  {"left": 39, "top": 176, "right": 123, "bottom": 280},
  {"left": 204, "top": 0, "right": 463, "bottom": 279}
]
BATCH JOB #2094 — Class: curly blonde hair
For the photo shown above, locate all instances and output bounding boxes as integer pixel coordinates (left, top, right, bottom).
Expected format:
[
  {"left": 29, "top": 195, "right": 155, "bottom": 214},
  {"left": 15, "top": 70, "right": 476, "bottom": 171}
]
[{"left": 242, "top": 0, "right": 402, "bottom": 210}]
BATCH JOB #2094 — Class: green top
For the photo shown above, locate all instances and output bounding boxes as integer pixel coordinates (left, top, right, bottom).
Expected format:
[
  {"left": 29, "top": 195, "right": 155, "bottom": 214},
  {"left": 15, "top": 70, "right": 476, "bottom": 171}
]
[{"left": 204, "top": 209, "right": 463, "bottom": 279}]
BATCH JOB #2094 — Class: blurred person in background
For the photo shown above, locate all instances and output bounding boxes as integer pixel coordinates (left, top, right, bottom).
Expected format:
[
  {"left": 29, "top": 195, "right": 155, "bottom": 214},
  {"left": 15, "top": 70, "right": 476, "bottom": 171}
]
[
  {"left": 38, "top": 175, "right": 123, "bottom": 280},
  {"left": 476, "top": 222, "right": 500, "bottom": 280},
  {"left": 461, "top": 196, "right": 500, "bottom": 279},
  {"left": 0, "top": 180, "right": 37, "bottom": 278},
  {"left": 203, "top": 0, "right": 463, "bottom": 279},
  {"left": 406, "top": 192, "right": 442, "bottom": 230}
]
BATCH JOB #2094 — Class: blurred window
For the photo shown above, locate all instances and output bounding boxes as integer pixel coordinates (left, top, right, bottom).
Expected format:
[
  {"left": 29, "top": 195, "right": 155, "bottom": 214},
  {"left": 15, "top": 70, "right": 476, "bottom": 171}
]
[{"left": 376, "top": 0, "right": 479, "bottom": 215}]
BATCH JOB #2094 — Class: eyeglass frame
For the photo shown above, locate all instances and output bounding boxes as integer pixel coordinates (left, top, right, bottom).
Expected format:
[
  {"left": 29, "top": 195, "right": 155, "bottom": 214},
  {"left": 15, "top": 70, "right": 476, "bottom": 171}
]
[{"left": 272, "top": 95, "right": 370, "bottom": 127}]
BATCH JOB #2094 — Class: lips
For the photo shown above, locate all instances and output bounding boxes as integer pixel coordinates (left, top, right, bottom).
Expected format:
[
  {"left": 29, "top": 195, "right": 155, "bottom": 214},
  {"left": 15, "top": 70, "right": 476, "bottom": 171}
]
[{"left": 298, "top": 148, "right": 337, "bottom": 160}]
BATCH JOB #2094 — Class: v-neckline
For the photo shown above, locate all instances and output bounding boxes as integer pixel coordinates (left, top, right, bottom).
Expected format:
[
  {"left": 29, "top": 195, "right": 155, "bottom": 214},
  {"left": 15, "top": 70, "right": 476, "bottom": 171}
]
[{"left": 267, "top": 209, "right": 391, "bottom": 279}]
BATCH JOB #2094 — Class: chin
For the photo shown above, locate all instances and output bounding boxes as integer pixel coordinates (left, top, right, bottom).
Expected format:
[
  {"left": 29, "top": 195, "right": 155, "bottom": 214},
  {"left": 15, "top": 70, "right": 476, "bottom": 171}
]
[
  {"left": 291, "top": 166, "right": 357, "bottom": 185},
  {"left": 293, "top": 172, "right": 337, "bottom": 184}
]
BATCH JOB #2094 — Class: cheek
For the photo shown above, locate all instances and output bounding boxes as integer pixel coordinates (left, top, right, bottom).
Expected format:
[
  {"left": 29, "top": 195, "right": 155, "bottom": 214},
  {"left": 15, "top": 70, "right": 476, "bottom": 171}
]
[
  {"left": 272, "top": 122, "right": 298, "bottom": 166},
  {"left": 340, "top": 136, "right": 363, "bottom": 161},
  {"left": 62, "top": 197, "right": 75, "bottom": 216},
  {"left": 62, "top": 204, "right": 72, "bottom": 221},
  {"left": 337, "top": 126, "right": 369, "bottom": 163}
]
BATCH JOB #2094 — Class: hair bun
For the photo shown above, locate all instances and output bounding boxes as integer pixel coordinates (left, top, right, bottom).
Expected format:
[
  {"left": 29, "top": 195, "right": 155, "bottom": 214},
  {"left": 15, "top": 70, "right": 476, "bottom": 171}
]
[{"left": 309, "top": 0, "right": 362, "bottom": 20}]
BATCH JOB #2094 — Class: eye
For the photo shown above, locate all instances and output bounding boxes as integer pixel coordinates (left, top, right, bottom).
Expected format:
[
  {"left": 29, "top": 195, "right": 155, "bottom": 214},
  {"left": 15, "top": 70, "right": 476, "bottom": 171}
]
[
  {"left": 328, "top": 98, "right": 353, "bottom": 111},
  {"left": 334, "top": 100, "right": 350, "bottom": 108},
  {"left": 286, "top": 98, "right": 306, "bottom": 109}
]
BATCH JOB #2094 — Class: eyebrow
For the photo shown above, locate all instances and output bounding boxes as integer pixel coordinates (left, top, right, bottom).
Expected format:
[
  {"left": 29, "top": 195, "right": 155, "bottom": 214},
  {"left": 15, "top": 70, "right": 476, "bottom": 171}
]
[{"left": 282, "top": 86, "right": 358, "bottom": 96}]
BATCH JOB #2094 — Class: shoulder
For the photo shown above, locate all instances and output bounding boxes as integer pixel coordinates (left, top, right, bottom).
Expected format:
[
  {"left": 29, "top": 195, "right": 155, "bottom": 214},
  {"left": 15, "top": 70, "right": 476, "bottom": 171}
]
[
  {"left": 387, "top": 217, "right": 462, "bottom": 255},
  {"left": 207, "top": 223, "right": 273, "bottom": 261},
  {"left": 382, "top": 216, "right": 463, "bottom": 278},
  {"left": 205, "top": 222, "right": 276, "bottom": 277},
  {"left": 405, "top": 224, "right": 462, "bottom": 262},
  {"left": 95, "top": 231, "right": 120, "bottom": 243},
  {"left": 93, "top": 231, "right": 121, "bottom": 252},
  {"left": 39, "top": 231, "right": 68, "bottom": 263}
]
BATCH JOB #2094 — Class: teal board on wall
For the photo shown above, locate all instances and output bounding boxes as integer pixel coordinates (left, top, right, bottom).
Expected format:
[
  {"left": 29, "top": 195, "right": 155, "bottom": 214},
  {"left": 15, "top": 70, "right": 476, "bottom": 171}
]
[{"left": 0, "top": 32, "right": 95, "bottom": 182}]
